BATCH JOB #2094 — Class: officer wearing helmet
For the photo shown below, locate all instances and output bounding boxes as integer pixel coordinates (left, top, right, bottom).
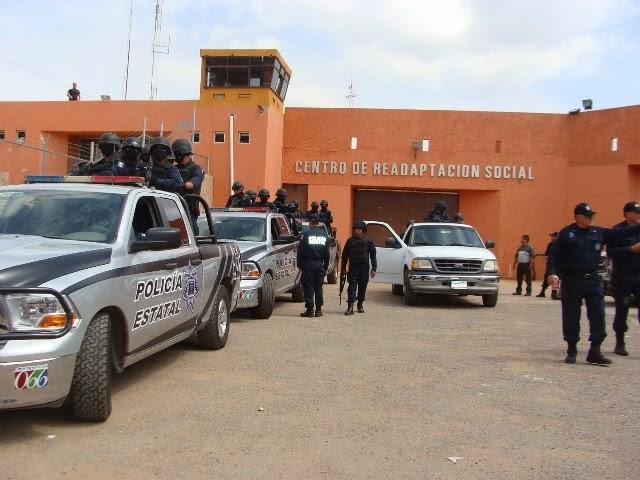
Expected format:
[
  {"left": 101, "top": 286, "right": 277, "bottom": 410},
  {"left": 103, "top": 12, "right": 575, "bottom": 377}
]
[
  {"left": 225, "top": 181, "right": 250, "bottom": 207},
  {"left": 340, "top": 220, "right": 377, "bottom": 315},
  {"left": 318, "top": 200, "right": 333, "bottom": 229},
  {"left": 121, "top": 137, "right": 146, "bottom": 176},
  {"left": 147, "top": 136, "right": 183, "bottom": 192},
  {"left": 172, "top": 138, "right": 204, "bottom": 234},
  {"left": 289, "top": 199, "right": 302, "bottom": 219},
  {"left": 273, "top": 188, "right": 289, "bottom": 212},
  {"left": 245, "top": 189, "right": 258, "bottom": 205},
  {"left": 453, "top": 212, "right": 464, "bottom": 223},
  {"left": 424, "top": 200, "right": 450, "bottom": 222},
  {"left": 305, "top": 201, "right": 320, "bottom": 220},
  {"left": 71, "top": 132, "right": 124, "bottom": 175},
  {"left": 253, "top": 188, "right": 275, "bottom": 208},
  {"left": 140, "top": 145, "right": 151, "bottom": 164}
]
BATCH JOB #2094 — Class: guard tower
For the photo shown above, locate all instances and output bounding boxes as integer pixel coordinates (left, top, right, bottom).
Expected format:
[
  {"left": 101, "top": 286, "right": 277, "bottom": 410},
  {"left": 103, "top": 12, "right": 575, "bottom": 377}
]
[{"left": 199, "top": 49, "right": 291, "bottom": 114}]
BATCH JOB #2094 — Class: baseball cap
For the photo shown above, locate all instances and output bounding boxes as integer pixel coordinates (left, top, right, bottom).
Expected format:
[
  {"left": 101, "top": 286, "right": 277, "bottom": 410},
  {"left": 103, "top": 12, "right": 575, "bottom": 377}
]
[
  {"left": 309, "top": 214, "right": 320, "bottom": 224},
  {"left": 623, "top": 201, "right": 640, "bottom": 213},
  {"left": 574, "top": 203, "right": 596, "bottom": 217}
]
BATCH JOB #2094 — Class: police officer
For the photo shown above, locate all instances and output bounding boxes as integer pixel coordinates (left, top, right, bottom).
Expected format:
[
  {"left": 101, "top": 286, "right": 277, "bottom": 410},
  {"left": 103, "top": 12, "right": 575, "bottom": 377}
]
[
  {"left": 453, "top": 212, "right": 464, "bottom": 223},
  {"left": 71, "top": 132, "right": 124, "bottom": 175},
  {"left": 608, "top": 201, "right": 640, "bottom": 356},
  {"left": 253, "top": 188, "right": 275, "bottom": 208},
  {"left": 147, "top": 136, "right": 183, "bottom": 193},
  {"left": 172, "top": 138, "right": 204, "bottom": 235},
  {"left": 140, "top": 145, "right": 151, "bottom": 164},
  {"left": 424, "top": 200, "right": 450, "bottom": 222},
  {"left": 296, "top": 214, "right": 330, "bottom": 317},
  {"left": 225, "top": 181, "right": 250, "bottom": 207},
  {"left": 289, "top": 199, "right": 302, "bottom": 219},
  {"left": 246, "top": 189, "right": 258, "bottom": 205},
  {"left": 305, "top": 201, "right": 320, "bottom": 220},
  {"left": 341, "top": 220, "right": 377, "bottom": 315},
  {"left": 273, "top": 188, "right": 289, "bottom": 212},
  {"left": 121, "top": 137, "right": 146, "bottom": 176},
  {"left": 318, "top": 200, "right": 333, "bottom": 230},
  {"left": 547, "top": 202, "right": 640, "bottom": 365}
]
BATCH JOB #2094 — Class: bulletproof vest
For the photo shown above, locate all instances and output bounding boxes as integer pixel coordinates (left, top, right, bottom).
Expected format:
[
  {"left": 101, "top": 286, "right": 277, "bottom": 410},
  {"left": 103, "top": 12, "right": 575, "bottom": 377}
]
[
  {"left": 229, "top": 193, "right": 249, "bottom": 208},
  {"left": 150, "top": 160, "right": 173, "bottom": 179},
  {"left": 349, "top": 239, "right": 369, "bottom": 264}
]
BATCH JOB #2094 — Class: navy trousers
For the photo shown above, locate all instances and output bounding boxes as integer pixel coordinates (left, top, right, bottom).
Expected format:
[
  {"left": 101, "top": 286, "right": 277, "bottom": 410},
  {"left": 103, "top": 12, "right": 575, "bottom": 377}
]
[{"left": 561, "top": 275, "right": 606, "bottom": 344}]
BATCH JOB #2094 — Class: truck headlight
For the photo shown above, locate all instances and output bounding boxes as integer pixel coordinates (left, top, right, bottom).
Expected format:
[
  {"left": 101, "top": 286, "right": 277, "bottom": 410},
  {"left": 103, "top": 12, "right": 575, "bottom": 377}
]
[
  {"left": 0, "top": 293, "right": 71, "bottom": 332},
  {"left": 411, "top": 258, "right": 433, "bottom": 270},
  {"left": 241, "top": 261, "right": 261, "bottom": 280},
  {"left": 483, "top": 260, "right": 498, "bottom": 272}
]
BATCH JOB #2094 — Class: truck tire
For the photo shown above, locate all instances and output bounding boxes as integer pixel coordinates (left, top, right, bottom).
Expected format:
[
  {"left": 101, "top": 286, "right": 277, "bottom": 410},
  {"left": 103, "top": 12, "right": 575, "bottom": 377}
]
[
  {"left": 403, "top": 269, "right": 419, "bottom": 306},
  {"left": 291, "top": 277, "right": 305, "bottom": 302},
  {"left": 482, "top": 292, "right": 498, "bottom": 307},
  {"left": 70, "top": 312, "right": 112, "bottom": 422},
  {"left": 252, "top": 272, "right": 275, "bottom": 319},
  {"left": 392, "top": 284, "right": 403, "bottom": 295},
  {"left": 198, "top": 286, "right": 230, "bottom": 350}
]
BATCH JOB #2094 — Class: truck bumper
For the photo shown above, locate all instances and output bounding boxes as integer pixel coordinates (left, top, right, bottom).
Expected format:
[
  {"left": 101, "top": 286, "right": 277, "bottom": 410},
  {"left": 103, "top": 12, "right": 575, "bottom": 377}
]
[
  {"left": 408, "top": 272, "right": 500, "bottom": 295},
  {"left": 0, "top": 349, "right": 76, "bottom": 411},
  {"left": 235, "top": 279, "right": 260, "bottom": 309}
]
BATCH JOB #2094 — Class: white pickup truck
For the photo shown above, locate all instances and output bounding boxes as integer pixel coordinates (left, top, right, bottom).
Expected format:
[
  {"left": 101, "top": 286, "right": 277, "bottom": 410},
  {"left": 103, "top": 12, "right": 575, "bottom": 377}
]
[
  {"left": 366, "top": 221, "right": 500, "bottom": 307},
  {"left": 0, "top": 175, "right": 241, "bottom": 421}
]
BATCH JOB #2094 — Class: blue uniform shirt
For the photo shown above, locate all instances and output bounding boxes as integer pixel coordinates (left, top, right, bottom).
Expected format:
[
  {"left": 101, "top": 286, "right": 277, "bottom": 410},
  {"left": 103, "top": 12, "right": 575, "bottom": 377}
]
[
  {"left": 297, "top": 226, "right": 330, "bottom": 270},
  {"left": 608, "top": 220, "right": 640, "bottom": 274}
]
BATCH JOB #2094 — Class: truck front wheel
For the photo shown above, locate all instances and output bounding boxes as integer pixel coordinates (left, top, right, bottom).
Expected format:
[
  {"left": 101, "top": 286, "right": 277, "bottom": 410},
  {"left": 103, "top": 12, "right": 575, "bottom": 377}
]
[
  {"left": 252, "top": 273, "right": 275, "bottom": 319},
  {"left": 482, "top": 292, "right": 498, "bottom": 307},
  {"left": 70, "top": 312, "right": 112, "bottom": 422},
  {"left": 198, "top": 286, "right": 230, "bottom": 349}
]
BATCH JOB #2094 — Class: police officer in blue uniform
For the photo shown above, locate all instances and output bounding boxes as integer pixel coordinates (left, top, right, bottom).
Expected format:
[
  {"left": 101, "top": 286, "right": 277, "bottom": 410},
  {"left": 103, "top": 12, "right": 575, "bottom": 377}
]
[
  {"left": 172, "top": 138, "right": 204, "bottom": 235},
  {"left": 297, "top": 214, "right": 330, "bottom": 317},
  {"left": 341, "top": 220, "right": 377, "bottom": 315},
  {"left": 547, "top": 202, "right": 640, "bottom": 365},
  {"left": 608, "top": 201, "right": 640, "bottom": 356},
  {"left": 147, "top": 136, "right": 183, "bottom": 193},
  {"left": 120, "top": 137, "right": 146, "bottom": 176}
]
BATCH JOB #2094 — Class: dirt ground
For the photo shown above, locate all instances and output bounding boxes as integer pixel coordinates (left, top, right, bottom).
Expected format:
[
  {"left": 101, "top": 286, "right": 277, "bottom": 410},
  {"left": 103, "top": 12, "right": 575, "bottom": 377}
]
[{"left": 2, "top": 280, "right": 639, "bottom": 480}]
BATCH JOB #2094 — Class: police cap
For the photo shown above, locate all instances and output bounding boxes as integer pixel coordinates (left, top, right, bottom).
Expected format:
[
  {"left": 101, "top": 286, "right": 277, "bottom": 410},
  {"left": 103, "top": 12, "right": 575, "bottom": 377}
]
[
  {"left": 623, "top": 201, "right": 640, "bottom": 213},
  {"left": 574, "top": 203, "right": 596, "bottom": 217}
]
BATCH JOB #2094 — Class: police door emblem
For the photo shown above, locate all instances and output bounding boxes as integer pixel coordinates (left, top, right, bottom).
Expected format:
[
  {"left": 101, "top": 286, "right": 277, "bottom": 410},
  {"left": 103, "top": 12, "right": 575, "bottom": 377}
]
[{"left": 182, "top": 262, "right": 200, "bottom": 312}]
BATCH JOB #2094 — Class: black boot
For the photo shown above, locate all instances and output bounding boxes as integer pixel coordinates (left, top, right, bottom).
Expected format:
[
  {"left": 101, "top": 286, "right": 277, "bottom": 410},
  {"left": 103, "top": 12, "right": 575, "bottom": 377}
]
[
  {"left": 315, "top": 308, "right": 323, "bottom": 317},
  {"left": 614, "top": 334, "right": 629, "bottom": 356},
  {"left": 586, "top": 342, "right": 612, "bottom": 365},
  {"left": 357, "top": 302, "right": 364, "bottom": 313},
  {"left": 536, "top": 289, "right": 546, "bottom": 298},
  {"left": 300, "top": 308, "right": 314, "bottom": 318},
  {"left": 551, "top": 290, "right": 559, "bottom": 300},
  {"left": 345, "top": 303, "right": 354, "bottom": 316},
  {"left": 565, "top": 342, "right": 577, "bottom": 364}
]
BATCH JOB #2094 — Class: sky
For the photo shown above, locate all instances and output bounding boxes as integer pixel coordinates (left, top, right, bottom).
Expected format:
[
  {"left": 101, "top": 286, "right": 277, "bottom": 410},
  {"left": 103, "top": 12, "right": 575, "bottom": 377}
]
[{"left": 1, "top": 0, "right": 639, "bottom": 113}]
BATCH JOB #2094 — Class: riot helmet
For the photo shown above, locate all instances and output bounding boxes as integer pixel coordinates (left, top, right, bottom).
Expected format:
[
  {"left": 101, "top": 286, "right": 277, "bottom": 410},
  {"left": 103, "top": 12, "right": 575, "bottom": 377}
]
[
  {"left": 291, "top": 199, "right": 299, "bottom": 207},
  {"left": 171, "top": 138, "right": 193, "bottom": 161},
  {"left": 320, "top": 200, "right": 328, "bottom": 208},
  {"left": 310, "top": 201, "right": 319, "bottom": 209},
  {"left": 258, "top": 188, "right": 270, "bottom": 199},
  {"left": 246, "top": 189, "right": 257, "bottom": 200},
  {"left": 122, "top": 137, "right": 142, "bottom": 161},
  {"left": 140, "top": 145, "right": 151, "bottom": 163},
  {"left": 231, "top": 181, "right": 244, "bottom": 191},
  {"left": 276, "top": 188, "right": 287, "bottom": 198},
  {"left": 435, "top": 200, "right": 447, "bottom": 212},
  {"left": 98, "top": 132, "right": 120, "bottom": 156},
  {"left": 454, "top": 212, "right": 464, "bottom": 223},
  {"left": 353, "top": 220, "right": 367, "bottom": 231},
  {"left": 149, "top": 136, "right": 172, "bottom": 162}
]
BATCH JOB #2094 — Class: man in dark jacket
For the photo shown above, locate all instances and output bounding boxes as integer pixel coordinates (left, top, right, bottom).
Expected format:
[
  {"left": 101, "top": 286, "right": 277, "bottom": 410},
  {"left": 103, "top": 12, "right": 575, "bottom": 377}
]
[
  {"left": 424, "top": 200, "right": 450, "bottom": 222},
  {"left": 341, "top": 220, "right": 377, "bottom": 315},
  {"left": 172, "top": 138, "right": 204, "bottom": 235},
  {"left": 296, "top": 214, "right": 330, "bottom": 318}
]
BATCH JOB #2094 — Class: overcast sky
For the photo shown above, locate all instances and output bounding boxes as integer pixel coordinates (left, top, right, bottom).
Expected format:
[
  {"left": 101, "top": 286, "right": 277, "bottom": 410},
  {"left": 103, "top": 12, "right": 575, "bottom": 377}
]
[{"left": 1, "top": 0, "right": 638, "bottom": 113}]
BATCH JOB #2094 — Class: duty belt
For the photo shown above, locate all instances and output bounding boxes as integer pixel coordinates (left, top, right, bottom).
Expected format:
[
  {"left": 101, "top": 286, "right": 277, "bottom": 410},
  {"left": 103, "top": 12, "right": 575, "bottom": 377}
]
[{"left": 567, "top": 271, "right": 598, "bottom": 279}]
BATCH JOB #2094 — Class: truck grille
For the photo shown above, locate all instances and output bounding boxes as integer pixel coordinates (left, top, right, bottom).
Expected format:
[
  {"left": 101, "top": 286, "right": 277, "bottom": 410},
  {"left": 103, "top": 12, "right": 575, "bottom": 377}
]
[{"left": 434, "top": 259, "right": 483, "bottom": 273}]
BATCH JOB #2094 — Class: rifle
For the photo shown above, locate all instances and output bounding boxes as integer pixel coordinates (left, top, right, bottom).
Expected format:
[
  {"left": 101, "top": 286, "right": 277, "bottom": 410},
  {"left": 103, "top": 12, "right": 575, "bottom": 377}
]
[{"left": 339, "top": 272, "right": 347, "bottom": 305}]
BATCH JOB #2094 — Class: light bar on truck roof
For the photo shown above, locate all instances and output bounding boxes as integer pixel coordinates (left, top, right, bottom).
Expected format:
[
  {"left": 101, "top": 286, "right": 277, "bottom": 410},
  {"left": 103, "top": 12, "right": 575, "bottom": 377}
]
[
  {"left": 24, "top": 175, "right": 146, "bottom": 186},
  {"left": 222, "top": 207, "right": 272, "bottom": 212}
]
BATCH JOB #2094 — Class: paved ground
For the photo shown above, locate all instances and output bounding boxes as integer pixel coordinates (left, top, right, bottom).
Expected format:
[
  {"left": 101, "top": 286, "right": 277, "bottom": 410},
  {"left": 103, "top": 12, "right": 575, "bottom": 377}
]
[{"left": 2, "top": 280, "right": 639, "bottom": 480}]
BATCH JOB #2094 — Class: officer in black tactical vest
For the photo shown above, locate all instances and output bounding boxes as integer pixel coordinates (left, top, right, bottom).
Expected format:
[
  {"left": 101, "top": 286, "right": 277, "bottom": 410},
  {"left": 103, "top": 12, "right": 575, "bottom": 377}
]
[
  {"left": 226, "top": 181, "right": 250, "bottom": 207},
  {"left": 172, "top": 138, "right": 204, "bottom": 234},
  {"left": 341, "top": 220, "right": 377, "bottom": 315},
  {"left": 71, "top": 132, "right": 124, "bottom": 175},
  {"left": 147, "top": 136, "right": 183, "bottom": 193},
  {"left": 253, "top": 188, "right": 275, "bottom": 209},
  {"left": 245, "top": 189, "right": 258, "bottom": 205},
  {"left": 121, "top": 137, "right": 146, "bottom": 176}
]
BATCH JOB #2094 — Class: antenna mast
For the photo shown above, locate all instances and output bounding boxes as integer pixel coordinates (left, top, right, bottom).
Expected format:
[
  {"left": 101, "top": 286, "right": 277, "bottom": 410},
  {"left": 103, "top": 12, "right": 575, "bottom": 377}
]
[
  {"left": 150, "top": 0, "right": 170, "bottom": 100},
  {"left": 346, "top": 81, "right": 357, "bottom": 107},
  {"left": 123, "top": 0, "right": 133, "bottom": 100}
]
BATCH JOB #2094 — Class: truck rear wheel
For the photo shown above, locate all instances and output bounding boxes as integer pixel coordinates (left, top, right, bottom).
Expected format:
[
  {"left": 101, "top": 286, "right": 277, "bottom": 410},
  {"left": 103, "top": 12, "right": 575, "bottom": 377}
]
[
  {"left": 482, "top": 292, "right": 498, "bottom": 307},
  {"left": 252, "top": 273, "right": 275, "bottom": 319},
  {"left": 70, "top": 312, "right": 112, "bottom": 422},
  {"left": 198, "top": 286, "right": 230, "bottom": 349}
]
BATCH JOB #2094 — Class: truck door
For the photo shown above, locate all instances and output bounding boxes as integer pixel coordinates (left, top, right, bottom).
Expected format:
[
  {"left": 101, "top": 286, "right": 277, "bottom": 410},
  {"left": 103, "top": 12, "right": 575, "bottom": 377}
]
[{"left": 365, "top": 221, "right": 405, "bottom": 285}]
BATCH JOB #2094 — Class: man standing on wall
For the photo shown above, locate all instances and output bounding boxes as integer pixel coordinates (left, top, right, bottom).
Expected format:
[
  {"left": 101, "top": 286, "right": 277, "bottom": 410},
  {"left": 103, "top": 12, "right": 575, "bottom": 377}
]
[
  {"left": 67, "top": 82, "right": 81, "bottom": 101},
  {"left": 513, "top": 234, "right": 535, "bottom": 296}
]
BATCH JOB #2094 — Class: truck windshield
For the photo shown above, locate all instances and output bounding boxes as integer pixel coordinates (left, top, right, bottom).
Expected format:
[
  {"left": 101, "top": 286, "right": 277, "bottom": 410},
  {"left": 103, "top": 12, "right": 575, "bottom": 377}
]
[
  {"left": 211, "top": 216, "right": 266, "bottom": 242},
  {"left": 408, "top": 225, "right": 484, "bottom": 248},
  {"left": 0, "top": 190, "right": 124, "bottom": 243}
]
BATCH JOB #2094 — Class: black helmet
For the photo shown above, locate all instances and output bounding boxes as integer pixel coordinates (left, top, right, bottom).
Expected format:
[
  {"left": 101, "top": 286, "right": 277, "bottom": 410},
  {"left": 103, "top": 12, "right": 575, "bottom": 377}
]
[
  {"left": 99, "top": 132, "right": 120, "bottom": 148},
  {"left": 353, "top": 220, "right": 367, "bottom": 231},
  {"left": 122, "top": 137, "right": 142, "bottom": 152},
  {"left": 276, "top": 188, "right": 287, "bottom": 198},
  {"left": 435, "top": 200, "right": 447, "bottom": 211},
  {"left": 258, "top": 188, "right": 270, "bottom": 198},
  {"left": 246, "top": 189, "right": 257, "bottom": 199},
  {"left": 149, "top": 136, "right": 172, "bottom": 156},
  {"left": 311, "top": 201, "right": 319, "bottom": 208},
  {"left": 454, "top": 213, "right": 464, "bottom": 222},
  {"left": 171, "top": 138, "right": 193, "bottom": 159},
  {"left": 140, "top": 145, "right": 151, "bottom": 162},
  {"left": 231, "top": 181, "right": 244, "bottom": 191},
  {"left": 320, "top": 200, "right": 328, "bottom": 207},
  {"left": 291, "top": 199, "right": 299, "bottom": 207}
]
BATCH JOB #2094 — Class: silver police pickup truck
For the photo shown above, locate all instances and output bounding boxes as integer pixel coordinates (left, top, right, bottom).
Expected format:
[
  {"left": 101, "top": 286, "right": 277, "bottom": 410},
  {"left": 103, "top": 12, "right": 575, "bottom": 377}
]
[
  {"left": 199, "top": 208, "right": 303, "bottom": 318},
  {"left": 0, "top": 176, "right": 241, "bottom": 421}
]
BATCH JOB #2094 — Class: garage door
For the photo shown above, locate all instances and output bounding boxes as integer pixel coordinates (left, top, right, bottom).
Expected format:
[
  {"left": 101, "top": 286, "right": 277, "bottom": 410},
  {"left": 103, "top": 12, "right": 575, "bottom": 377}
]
[{"left": 354, "top": 189, "right": 459, "bottom": 235}]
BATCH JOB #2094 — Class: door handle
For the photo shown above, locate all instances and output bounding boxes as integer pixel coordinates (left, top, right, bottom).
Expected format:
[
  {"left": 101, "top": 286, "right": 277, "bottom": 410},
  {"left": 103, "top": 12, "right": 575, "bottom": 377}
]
[
  {"left": 190, "top": 258, "right": 202, "bottom": 266},
  {"left": 165, "top": 263, "right": 178, "bottom": 270}
]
